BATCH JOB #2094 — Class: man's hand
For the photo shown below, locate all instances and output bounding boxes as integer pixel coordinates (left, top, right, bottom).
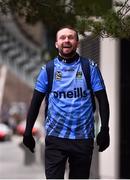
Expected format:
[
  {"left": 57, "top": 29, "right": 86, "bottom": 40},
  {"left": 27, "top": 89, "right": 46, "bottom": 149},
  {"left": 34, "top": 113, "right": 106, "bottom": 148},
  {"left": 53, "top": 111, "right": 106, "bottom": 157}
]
[
  {"left": 23, "top": 134, "right": 35, "bottom": 153},
  {"left": 96, "top": 127, "right": 110, "bottom": 152}
]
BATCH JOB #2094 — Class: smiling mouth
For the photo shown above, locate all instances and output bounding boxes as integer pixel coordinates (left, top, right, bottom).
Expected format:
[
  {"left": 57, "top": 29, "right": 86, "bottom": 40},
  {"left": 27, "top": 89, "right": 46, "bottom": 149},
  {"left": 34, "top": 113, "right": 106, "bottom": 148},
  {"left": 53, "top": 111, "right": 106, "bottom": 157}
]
[
  {"left": 63, "top": 46, "right": 72, "bottom": 49},
  {"left": 62, "top": 43, "right": 72, "bottom": 48}
]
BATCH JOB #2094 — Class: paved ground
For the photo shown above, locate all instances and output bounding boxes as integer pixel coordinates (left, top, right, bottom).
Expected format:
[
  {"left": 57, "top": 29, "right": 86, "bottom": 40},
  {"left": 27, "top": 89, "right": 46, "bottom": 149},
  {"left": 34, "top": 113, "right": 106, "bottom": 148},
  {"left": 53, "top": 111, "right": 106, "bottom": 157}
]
[{"left": 0, "top": 135, "right": 45, "bottom": 179}]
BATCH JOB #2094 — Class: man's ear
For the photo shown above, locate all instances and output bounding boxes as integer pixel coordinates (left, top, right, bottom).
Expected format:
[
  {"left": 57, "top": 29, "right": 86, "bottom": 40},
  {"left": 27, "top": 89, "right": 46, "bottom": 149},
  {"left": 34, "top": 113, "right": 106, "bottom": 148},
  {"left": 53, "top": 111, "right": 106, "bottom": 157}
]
[{"left": 55, "top": 42, "right": 58, "bottom": 49}]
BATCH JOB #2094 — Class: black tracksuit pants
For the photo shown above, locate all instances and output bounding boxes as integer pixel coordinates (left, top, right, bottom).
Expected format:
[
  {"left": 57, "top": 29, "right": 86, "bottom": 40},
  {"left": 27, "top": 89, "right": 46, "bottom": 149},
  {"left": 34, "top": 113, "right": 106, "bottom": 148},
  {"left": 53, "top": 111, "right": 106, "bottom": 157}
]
[{"left": 45, "top": 136, "right": 94, "bottom": 179}]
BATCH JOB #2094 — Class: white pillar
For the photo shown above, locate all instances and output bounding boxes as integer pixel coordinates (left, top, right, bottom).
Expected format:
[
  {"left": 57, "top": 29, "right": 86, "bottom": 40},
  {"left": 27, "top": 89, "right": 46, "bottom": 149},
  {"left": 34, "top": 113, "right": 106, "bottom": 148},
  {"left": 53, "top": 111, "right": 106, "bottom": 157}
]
[
  {"left": 99, "top": 38, "right": 120, "bottom": 178},
  {"left": 0, "top": 65, "right": 7, "bottom": 116}
]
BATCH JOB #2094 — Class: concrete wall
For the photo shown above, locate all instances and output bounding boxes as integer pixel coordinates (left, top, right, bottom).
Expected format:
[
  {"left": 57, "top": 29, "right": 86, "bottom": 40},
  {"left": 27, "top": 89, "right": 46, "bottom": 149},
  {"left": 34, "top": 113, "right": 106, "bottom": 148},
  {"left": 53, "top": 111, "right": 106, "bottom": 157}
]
[{"left": 99, "top": 38, "right": 120, "bottom": 178}]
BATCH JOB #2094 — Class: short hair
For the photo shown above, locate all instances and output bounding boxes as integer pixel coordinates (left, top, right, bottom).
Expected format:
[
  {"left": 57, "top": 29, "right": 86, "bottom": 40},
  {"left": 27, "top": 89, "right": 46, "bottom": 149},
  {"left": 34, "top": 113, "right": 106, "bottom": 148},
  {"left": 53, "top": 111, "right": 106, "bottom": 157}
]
[{"left": 56, "top": 25, "right": 79, "bottom": 41}]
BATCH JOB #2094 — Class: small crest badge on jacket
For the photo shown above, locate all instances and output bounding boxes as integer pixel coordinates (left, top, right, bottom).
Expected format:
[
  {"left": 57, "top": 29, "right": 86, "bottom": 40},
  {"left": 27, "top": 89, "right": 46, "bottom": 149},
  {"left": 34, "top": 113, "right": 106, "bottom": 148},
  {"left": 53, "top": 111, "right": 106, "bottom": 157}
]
[
  {"left": 76, "top": 71, "right": 82, "bottom": 79},
  {"left": 55, "top": 71, "right": 62, "bottom": 80}
]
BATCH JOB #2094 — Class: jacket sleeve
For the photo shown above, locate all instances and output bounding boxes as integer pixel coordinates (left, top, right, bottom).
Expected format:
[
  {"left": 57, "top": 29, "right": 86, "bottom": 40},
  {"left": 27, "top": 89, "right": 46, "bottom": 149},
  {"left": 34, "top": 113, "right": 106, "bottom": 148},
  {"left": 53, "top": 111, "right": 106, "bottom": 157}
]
[
  {"left": 24, "top": 89, "right": 45, "bottom": 136},
  {"left": 95, "top": 89, "right": 110, "bottom": 128}
]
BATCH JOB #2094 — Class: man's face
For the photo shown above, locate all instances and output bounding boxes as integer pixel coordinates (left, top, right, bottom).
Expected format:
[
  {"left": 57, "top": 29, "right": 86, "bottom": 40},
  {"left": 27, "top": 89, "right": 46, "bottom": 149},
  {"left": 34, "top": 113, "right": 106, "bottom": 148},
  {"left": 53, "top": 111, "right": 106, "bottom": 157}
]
[{"left": 55, "top": 28, "right": 79, "bottom": 58}]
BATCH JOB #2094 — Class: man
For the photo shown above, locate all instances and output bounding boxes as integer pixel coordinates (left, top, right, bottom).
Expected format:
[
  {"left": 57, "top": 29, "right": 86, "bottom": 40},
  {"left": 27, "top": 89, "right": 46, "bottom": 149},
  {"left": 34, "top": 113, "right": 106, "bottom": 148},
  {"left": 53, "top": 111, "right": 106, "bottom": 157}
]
[{"left": 23, "top": 26, "right": 110, "bottom": 179}]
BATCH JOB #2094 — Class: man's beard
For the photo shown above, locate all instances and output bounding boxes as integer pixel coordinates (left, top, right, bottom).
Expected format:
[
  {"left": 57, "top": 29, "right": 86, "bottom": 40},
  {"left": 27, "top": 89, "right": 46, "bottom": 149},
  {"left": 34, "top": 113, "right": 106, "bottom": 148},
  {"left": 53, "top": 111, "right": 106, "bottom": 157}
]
[{"left": 58, "top": 49, "right": 77, "bottom": 59}]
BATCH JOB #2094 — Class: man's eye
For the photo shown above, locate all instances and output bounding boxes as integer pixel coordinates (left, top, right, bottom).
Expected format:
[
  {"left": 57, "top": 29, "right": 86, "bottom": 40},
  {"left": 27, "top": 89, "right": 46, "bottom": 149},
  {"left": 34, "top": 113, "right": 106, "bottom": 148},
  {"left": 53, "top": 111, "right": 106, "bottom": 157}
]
[
  {"left": 60, "top": 36, "right": 66, "bottom": 40},
  {"left": 68, "top": 35, "right": 74, "bottom": 40}
]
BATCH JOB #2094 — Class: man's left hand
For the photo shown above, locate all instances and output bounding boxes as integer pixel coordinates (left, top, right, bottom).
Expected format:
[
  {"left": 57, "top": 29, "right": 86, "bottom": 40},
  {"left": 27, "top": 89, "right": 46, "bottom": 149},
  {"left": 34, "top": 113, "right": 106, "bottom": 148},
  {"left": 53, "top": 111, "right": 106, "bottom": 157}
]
[{"left": 96, "top": 127, "right": 110, "bottom": 152}]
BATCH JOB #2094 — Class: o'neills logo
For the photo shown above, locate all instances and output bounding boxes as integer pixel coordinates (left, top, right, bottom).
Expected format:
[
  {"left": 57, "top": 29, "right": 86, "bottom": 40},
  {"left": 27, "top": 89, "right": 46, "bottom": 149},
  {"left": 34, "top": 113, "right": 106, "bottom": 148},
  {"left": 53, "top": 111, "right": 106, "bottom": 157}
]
[{"left": 53, "top": 87, "right": 87, "bottom": 98}]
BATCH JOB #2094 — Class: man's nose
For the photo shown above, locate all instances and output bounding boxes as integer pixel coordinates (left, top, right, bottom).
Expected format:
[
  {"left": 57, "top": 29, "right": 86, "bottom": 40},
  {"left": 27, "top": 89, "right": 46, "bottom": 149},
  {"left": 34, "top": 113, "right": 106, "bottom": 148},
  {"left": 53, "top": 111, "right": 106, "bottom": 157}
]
[{"left": 64, "top": 37, "right": 69, "bottom": 41}]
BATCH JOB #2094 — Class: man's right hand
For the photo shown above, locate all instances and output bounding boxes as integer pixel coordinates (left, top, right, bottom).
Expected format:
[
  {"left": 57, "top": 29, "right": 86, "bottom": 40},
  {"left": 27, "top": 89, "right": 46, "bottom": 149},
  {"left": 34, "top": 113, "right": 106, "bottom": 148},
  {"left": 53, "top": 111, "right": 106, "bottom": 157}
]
[{"left": 23, "top": 134, "right": 35, "bottom": 153}]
